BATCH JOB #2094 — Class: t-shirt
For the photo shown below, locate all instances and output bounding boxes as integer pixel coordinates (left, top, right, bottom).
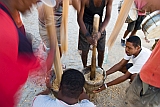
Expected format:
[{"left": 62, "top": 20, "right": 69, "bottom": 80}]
[
  {"left": 0, "top": 3, "right": 40, "bottom": 107},
  {"left": 123, "top": 47, "right": 151, "bottom": 74},
  {"left": 140, "top": 41, "right": 160, "bottom": 88},
  {"left": 32, "top": 95, "right": 96, "bottom": 107}
]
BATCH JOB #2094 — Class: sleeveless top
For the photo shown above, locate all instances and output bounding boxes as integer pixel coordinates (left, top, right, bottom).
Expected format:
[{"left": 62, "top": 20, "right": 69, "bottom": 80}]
[{"left": 83, "top": 0, "right": 106, "bottom": 25}]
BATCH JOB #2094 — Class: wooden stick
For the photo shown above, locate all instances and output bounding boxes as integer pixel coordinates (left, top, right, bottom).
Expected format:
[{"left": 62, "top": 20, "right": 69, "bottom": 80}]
[
  {"left": 90, "top": 14, "right": 100, "bottom": 80},
  {"left": 60, "top": 0, "right": 69, "bottom": 53},
  {"left": 43, "top": 4, "right": 63, "bottom": 88},
  {"left": 107, "top": 0, "right": 134, "bottom": 50}
]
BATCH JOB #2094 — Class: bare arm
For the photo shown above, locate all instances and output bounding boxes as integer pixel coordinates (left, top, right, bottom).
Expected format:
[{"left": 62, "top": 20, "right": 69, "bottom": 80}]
[
  {"left": 78, "top": 0, "right": 88, "bottom": 35},
  {"left": 106, "top": 58, "right": 129, "bottom": 75},
  {"left": 107, "top": 71, "right": 131, "bottom": 87},
  {"left": 77, "top": 0, "right": 95, "bottom": 45},
  {"left": 94, "top": 0, "right": 113, "bottom": 41},
  {"left": 93, "top": 71, "right": 131, "bottom": 93},
  {"left": 99, "top": 0, "right": 113, "bottom": 33},
  {"left": 70, "top": 0, "right": 81, "bottom": 14}
]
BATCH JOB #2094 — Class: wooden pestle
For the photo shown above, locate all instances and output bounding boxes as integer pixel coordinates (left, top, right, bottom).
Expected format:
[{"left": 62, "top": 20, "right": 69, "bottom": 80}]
[
  {"left": 44, "top": 4, "right": 63, "bottom": 88},
  {"left": 107, "top": 0, "right": 134, "bottom": 49},
  {"left": 90, "top": 14, "right": 100, "bottom": 80}
]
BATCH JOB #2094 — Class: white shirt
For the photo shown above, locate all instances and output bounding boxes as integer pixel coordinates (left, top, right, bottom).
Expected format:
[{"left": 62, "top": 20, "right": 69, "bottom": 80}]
[
  {"left": 32, "top": 95, "right": 96, "bottom": 107},
  {"left": 123, "top": 47, "right": 151, "bottom": 74}
]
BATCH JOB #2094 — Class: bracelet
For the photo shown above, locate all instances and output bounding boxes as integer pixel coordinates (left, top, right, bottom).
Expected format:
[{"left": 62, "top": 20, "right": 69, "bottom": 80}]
[
  {"left": 84, "top": 32, "right": 90, "bottom": 37},
  {"left": 104, "top": 83, "right": 107, "bottom": 89},
  {"left": 99, "top": 30, "right": 103, "bottom": 35}
]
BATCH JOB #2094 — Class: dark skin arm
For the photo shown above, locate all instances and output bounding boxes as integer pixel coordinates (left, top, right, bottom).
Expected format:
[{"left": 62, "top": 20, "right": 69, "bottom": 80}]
[
  {"left": 106, "top": 59, "right": 128, "bottom": 75},
  {"left": 94, "top": 0, "right": 113, "bottom": 41},
  {"left": 70, "top": 0, "right": 81, "bottom": 14},
  {"left": 78, "top": 0, "right": 95, "bottom": 45},
  {"left": 93, "top": 71, "right": 131, "bottom": 93},
  {"left": 93, "top": 59, "right": 131, "bottom": 93}
]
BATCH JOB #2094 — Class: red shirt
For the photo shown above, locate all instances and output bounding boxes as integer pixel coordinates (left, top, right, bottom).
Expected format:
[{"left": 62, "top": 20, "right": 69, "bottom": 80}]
[
  {"left": 140, "top": 40, "right": 160, "bottom": 88},
  {"left": 0, "top": 3, "right": 39, "bottom": 107}
]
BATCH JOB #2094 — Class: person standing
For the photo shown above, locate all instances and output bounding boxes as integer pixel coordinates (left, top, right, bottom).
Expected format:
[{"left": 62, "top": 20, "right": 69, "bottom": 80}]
[
  {"left": 37, "top": 0, "right": 80, "bottom": 52},
  {"left": 78, "top": 0, "right": 113, "bottom": 68},
  {"left": 37, "top": 0, "right": 80, "bottom": 70},
  {"left": 121, "top": 0, "right": 148, "bottom": 47}
]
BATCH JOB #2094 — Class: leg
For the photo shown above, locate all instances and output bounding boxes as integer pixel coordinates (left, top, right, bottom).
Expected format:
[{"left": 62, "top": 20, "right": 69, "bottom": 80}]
[
  {"left": 121, "top": 30, "right": 130, "bottom": 47},
  {"left": 97, "top": 50, "right": 104, "bottom": 68},
  {"left": 131, "top": 15, "right": 145, "bottom": 37},
  {"left": 130, "top": 29, "right": 137, "bottom": 36},
  {"left": 81, "top": 50, "right": 89, "bottom": 68},
  {"left": 123, "top": 29, "right": 130, "bottom": 39},
  {"left": 121, "top": 21, "right": 135, "bottom": 46},
  {"left": 125, "top": 74, "right": 160, "bottom": 107},
  {"left": 78, "top": 28, "right": 90, "bottom": 68},
  {"left": 123, "top": 21, "right": 136, "bottom": 39},
  {"left": 97, "top": 30, "right": 106, "bottom": 67}
]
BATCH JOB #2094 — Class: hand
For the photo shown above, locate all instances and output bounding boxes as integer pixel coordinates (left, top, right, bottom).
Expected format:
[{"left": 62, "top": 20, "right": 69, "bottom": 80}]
[
  {"left": 93, "top": 32, "right": 101, "bottom": 46},
  {"left": 86, "top": 36, "right": 95, "bottom": 45},
  {"left": 93, "top": 83, "right": 107, "bottom": 93},
  {"left": 45, "top": 70, "right": 53, "bottom": 89},
  {"left": 93, "top": 32, "right": 101, "bottom": 41}
]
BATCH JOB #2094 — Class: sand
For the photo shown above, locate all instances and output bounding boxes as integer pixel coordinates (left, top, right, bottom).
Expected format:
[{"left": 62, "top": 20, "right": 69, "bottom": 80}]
[{"left": 18, "top": 0, "right": 155, "bottom": 106}]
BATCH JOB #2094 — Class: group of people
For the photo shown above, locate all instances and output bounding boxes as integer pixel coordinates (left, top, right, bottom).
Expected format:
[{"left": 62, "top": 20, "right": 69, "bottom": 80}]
[{"left": 0, "top": 0, "right": 160, "bottom": 106}]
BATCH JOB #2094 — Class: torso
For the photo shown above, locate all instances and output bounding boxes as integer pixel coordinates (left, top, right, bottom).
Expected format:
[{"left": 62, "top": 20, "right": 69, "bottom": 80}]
[
  {"left": 124, "top": 47, "right": 151, "bottom": 74},
  {"left": 83, "top": 0, "right": 106, "bottom": 25},
  {"left": 37, "top": 2, "right": 62, "bottom": 27}
]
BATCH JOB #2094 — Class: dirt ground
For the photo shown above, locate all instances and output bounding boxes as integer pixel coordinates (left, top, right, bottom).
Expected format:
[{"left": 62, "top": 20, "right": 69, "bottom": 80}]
[{"left": 18, "top": 0, "right": 155, "bottom": 106}]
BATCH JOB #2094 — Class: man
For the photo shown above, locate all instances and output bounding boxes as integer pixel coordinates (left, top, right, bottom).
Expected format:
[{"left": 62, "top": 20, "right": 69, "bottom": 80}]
[
  {"left": 124, "top": 0, "right": 160, "bottom": 106},
  {"left": 93, "top": 36, "right": 151, "bottom": 93},
  {"left": 78, "top": 0, "right": 113, "bottom": 68},
  {"left": 37, "top": 0, "right": 80, "bottom": 52},
  {"left": 32, "top": 69, "right": 95, "bottom": 107},
  {"left": 0, "top": 0, "right": 56, "bottom": 106},
  {"left": 121, "top": 0, "right": 148, "bottom": 47},
  {"left": 37, "top": 0, "right": 80, "bottom": 70}
]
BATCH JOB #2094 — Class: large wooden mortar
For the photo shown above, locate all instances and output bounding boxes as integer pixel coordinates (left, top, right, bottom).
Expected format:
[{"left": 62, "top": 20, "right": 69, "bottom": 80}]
[{"left": 82, "top": 66, "right": 106, "bottom": 94}]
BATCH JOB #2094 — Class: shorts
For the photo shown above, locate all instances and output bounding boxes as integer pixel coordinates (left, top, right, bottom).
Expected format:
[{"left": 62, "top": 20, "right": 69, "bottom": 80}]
[
  {"left": 39, "top": 20, "right": 60, "bottom": 48},
  {"left": 124, "top": 74, "right": 160, "bottom": 107},
  {"left": 127, "top": 15, "right": 145, "bottom": 32},
  {"left": 78, "top": 23, "right": 106, "bottom": 51},
  {"left": 126, "top": 63, "right": 133, "bottom": 70}
]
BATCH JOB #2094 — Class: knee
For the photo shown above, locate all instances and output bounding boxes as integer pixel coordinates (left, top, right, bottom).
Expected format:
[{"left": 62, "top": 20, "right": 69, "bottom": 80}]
[
  {"left": 98, "top": 50, "right": 104, "bottom": 55},
  {"left": 82, "top": 50, "right": 89, "bottom": 56}
]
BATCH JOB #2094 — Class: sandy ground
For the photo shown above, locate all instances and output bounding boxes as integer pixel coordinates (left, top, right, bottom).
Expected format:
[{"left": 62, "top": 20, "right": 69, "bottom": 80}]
[{"left": 18, "top": 0, "right": 155, "bottom": 106}]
